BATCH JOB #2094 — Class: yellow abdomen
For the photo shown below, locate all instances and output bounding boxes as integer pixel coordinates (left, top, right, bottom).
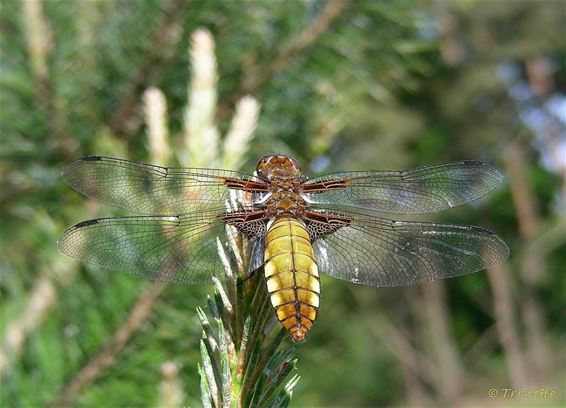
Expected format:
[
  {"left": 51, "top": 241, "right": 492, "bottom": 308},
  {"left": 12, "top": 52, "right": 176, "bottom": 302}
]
[{"left": 264, "top": 217, "right": 320, "bottom": 342}]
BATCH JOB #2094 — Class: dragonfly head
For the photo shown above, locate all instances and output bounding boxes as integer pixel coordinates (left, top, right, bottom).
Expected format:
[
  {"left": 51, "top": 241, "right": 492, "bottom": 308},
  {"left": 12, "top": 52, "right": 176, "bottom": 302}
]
[{"left": 256, "top": 154, "right": 302, "bottom": 181}]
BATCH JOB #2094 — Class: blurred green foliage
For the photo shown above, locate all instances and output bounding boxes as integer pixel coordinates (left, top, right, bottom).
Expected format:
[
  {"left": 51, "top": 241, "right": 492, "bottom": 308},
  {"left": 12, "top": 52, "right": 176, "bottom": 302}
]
[{"left": 1, "top": 1, "right": 565, "bottom": 407}]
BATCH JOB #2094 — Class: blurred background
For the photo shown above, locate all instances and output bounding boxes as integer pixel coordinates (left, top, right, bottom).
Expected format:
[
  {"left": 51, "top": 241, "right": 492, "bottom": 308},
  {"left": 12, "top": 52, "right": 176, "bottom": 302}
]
[{"left": 1, "top": 0, "right": 565, "bottom": 407}]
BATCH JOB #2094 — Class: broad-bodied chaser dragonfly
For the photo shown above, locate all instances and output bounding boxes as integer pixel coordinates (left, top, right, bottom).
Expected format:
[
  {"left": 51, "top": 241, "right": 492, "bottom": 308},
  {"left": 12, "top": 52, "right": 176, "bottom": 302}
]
[{"left": 58, "top": 155, "right": 509, "bottom": 342}]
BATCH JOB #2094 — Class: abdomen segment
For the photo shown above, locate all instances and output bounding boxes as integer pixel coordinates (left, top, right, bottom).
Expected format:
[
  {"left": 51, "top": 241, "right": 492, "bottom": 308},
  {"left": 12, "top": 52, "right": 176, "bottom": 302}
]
[{"left": 264, "top": 217, "right": 320, "bottom": 342}]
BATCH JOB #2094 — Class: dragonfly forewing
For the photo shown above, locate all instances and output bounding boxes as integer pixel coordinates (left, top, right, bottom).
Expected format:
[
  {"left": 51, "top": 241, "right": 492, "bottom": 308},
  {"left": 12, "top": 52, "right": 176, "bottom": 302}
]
[
  {"left": 62, "top": 156, "right": 267, "bottom": 215},
  {"left": 302, "top": 160, "right": 504, "bottom": 214}
]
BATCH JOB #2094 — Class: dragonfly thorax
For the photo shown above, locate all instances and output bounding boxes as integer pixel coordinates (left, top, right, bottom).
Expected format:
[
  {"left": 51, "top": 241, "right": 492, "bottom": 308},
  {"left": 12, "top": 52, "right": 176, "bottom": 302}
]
[{"left": 266, "top": 190, "right": 307, "bottom": 216}]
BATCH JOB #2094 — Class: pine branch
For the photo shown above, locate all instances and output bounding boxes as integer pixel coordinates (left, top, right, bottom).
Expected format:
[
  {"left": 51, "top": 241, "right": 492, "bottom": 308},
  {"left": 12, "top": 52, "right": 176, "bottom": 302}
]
[
  {"left": 20, "top": 0, "right": 72, "bottom": 156},
  {"left": 0, "top": 257, "right": 76, "bottom": 381},
  {"left": 218, "top": 0, "right": 351, "bottom": 121},
  {"left": 158, "top": 361, "right": 185, "bottom": 408},
  {"left": 109, "top": 0, "right": 186, "bottom": 139},
  {"left": 485, "top": 262, "right": 529, "bottom": 388},
  {"left": 502, "top": 140, "right": 550, "bottom": 380},
  {"left": 245, "top": 0, "right": 351, "bottom": 90},
  {"left": 50, "top": 76, "right": 175, "bottom": 408},
  {"left": 50, "top": 283, "right": 167, "bottom": 408},
  {"left": 198, "top": 230, "right": 299, "bottom": 408}
]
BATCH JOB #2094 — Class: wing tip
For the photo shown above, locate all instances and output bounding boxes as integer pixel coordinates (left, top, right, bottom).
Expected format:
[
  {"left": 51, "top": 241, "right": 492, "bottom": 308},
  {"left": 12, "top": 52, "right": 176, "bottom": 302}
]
[
  {"left": 465, "top": 160, "right": 505, "bottom": 186},
  {"left": 57, "top": 219, "right": 101, "bottom": 253},
  {"left": 61, "top": 156, "right": 98, "bottom": 180},
  {"left": 62, "top": 155, "right": 102, "bottom": 172},
  {"left": 484, "top": 163, "right": 505, "bottom": 186},
  {"left": 456, "top": 161, "right": 505, "bottom": 201},
  {"left": 469, "top": 226, "right": 510, "bottom": 266}
]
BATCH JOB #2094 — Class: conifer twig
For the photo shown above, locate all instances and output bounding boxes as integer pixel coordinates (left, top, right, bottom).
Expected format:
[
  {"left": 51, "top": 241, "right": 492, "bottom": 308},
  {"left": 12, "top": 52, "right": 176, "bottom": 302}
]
[
  {"left": 222, "top": 96, "right": 260, "bottom": 170},
  {"left": 502, "top": 140, "right": 550, "bottom": 379},
  {"left": 109, "top": 0, "right": 185, "bottom": 138},
  {"left": 183, "top": 29, "right": 220, "bottom": 167},
  {"left": 198, "top": 216, "right": 299, "bottom": 408},
  {"left": 144, "top": 87, "right": 170, "bottom": 165},
  {"left": 256, "top": 0, "right": 351, "bottom": 84},
  {"left": 218, "top": 0, "right": 351, "bottom": 120},
  {"left": 371, "top": 315, "right": 438, "bottom": 386},
  {"left": 21, "top": 0, "right": 51, "bottom": 84},
  {"left": 51, "top": 83, "right": 173, "bottom": 408},
  {"left": 158, "top": 361, "right": 185, "bottom": 408},
  {"left": 20, "top": 0, "right": 71, "bottom": 155},
  {"left": 485, "top": 263, "right": 529, "bottom": 388},
  {"left": 50, "top": 283, "right": 167, "bottom": 408},
  {"left": 0, "top": 258, "right": 76, "bottom": 381},
  {"left": 420, "top": 283, "right": 464, "bottom": 403}
]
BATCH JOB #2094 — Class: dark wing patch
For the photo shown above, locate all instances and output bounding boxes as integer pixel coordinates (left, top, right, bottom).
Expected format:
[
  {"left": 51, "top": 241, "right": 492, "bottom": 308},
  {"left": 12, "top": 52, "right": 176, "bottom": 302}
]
[{"left": 303, "top": 210, "right": 351, "bottom": 240}]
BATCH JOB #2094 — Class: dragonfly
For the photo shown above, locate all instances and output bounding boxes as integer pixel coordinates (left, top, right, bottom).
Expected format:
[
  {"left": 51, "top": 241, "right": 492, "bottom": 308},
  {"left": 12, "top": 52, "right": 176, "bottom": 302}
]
[{"left": 58, "top": 154, "right": 509, "bottom": 342}]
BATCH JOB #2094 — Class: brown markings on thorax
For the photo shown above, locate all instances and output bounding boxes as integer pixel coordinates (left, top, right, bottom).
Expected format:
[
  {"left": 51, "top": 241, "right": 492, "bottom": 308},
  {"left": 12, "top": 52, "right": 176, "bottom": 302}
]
[
  {"left": 222, "top": 177, "right": 269, "bottom": 192},
  {"left": 255, "top": 154, "right": 308, "bottom": 217},
  {"left": 223, "top": 155, "right": 355, "bottom": 218}
]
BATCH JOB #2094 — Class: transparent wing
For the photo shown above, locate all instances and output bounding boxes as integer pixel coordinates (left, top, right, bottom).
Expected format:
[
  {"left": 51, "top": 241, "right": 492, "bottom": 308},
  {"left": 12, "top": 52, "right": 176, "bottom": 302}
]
[
  {"left": 311, "top": 212, "right": 509, "bottom": 287},
  {"left": 62, "top": 156, "right": 267, "bottom": 215},
  {"left": 57, "top": 209, "right": 262, "bottom": 284},
  {"left": 302, "top": 161, "right": 503, "bottom": 214}
]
